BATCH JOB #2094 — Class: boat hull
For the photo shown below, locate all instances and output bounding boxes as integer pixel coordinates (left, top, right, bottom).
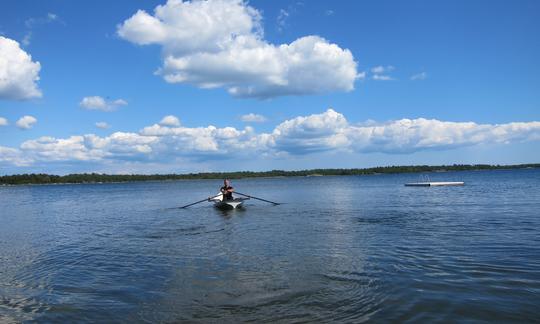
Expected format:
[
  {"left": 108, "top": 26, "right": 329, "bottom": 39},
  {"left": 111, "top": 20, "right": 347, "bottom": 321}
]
[{"left": 213, "top": 198, "right": 248, "bottom": 209}]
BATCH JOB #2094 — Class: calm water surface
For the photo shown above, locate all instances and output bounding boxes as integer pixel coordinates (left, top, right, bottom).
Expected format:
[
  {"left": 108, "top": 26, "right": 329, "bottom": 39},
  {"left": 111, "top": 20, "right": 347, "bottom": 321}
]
[{"left": 1, "top": 169, "right": 539, "bottom": 322}]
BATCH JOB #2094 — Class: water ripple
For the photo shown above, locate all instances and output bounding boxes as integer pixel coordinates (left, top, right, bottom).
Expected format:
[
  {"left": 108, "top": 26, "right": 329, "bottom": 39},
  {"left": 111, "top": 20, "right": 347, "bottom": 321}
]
[{"left": 1, "top": 169, "right": 539, "bottom": 322}]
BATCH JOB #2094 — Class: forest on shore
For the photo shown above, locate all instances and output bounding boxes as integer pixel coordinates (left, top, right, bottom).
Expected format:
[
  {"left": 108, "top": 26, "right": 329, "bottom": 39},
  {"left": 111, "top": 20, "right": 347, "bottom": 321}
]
[{"left": 1, "top": 164, "right": 538, "bottom": 185}]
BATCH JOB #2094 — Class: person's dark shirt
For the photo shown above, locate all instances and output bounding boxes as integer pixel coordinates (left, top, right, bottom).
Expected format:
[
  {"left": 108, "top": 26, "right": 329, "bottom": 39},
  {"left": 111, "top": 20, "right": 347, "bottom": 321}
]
[{"left": 220, "top": 185, "right": 233, "bottom": 200}]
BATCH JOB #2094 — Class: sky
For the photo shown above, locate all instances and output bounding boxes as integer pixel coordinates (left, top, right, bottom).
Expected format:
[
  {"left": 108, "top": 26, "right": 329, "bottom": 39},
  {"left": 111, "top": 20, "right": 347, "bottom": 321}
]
[{"left": 0, "top": 0, "right": 539, "bottom": 175}]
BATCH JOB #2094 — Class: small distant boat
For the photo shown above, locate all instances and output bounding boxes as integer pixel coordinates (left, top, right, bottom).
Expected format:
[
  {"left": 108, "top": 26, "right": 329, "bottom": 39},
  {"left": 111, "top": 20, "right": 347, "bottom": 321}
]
[
  {"left": 209, "top": 194, "right": 249, "bottom": 209},
  {"left": 405, "top": 181, "right": 464, "bottom": 187}
]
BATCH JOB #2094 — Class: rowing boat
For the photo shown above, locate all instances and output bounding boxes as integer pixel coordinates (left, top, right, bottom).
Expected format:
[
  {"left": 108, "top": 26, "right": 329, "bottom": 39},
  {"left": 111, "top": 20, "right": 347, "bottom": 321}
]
[
  {"left": 209, "top": 193, "right": 249, "bottom": 209},
  {"left": 181, "top": 191, "right": 276, "bottom": 209}
]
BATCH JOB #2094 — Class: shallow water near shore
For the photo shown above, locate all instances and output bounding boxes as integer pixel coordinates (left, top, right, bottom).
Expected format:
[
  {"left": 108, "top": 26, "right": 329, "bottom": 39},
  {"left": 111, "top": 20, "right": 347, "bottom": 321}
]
[{"left": 1, "top": 169, "right": 539, "bottom": 322}]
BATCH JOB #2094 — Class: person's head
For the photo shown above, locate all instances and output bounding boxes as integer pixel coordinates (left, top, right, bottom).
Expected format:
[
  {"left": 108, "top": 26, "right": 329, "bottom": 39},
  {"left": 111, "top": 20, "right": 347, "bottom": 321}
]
[{"left": 224, "top": 179, "right": 230, "bottom": 186}]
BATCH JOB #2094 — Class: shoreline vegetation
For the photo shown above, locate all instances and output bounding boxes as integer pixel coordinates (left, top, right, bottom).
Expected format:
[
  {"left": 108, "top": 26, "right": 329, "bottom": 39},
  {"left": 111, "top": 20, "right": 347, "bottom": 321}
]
[{"left": 0, "top": 164, "right": 538, "bottom": 186}]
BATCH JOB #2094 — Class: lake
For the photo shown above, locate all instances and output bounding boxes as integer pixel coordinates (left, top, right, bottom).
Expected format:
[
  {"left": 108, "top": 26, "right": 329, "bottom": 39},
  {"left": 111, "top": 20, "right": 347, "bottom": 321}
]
[{"left": 1, "top": 169, "right": 539, "bottom": 322}]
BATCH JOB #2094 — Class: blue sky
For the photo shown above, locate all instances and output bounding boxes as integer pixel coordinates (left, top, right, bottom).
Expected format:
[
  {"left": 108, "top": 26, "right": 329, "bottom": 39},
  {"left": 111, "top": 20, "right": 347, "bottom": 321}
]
[{"left": 0, "top": 0, "right": 539, "bottom": 174}]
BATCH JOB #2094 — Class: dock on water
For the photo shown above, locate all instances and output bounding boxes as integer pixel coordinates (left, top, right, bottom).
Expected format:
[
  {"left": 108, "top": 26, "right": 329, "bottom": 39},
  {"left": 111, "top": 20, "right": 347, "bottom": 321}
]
[{"left": 405, "top": 181, "right": 465, "bottom": 187}]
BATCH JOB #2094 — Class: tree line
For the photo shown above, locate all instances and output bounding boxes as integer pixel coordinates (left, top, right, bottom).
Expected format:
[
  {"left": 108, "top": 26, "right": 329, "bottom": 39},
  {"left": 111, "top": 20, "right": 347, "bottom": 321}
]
[{"left": 0, "top": 164, "right": 538, "bottom": 185}]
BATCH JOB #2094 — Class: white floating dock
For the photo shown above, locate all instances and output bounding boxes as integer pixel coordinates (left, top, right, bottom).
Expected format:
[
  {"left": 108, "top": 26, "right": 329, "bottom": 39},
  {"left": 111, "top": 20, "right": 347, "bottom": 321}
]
[{"left": 405, "top": 181, "right": 464, "bottom": 187}]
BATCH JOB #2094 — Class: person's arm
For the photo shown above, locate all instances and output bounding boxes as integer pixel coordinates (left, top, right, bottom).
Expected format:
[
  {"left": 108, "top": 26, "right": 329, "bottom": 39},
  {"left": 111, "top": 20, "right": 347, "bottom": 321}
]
[{"left": 227, "top": 186, "right": 234, "bottom": 192}]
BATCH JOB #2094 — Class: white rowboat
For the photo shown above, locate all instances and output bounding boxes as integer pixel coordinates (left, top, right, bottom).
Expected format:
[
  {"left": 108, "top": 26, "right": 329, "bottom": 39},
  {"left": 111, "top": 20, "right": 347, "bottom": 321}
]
[{"left": 209, "top": 193, "right": 249, "bottom": 209}]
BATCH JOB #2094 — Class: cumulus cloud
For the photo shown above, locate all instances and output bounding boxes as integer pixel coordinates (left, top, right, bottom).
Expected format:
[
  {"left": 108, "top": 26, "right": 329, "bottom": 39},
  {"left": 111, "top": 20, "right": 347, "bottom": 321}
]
[
  {"left": 15, "top": 115, "right": 37, "bottom": 129},
  {"left": 1, "top": 110, "right": 539, "bottom": 168},
  {"left": 0, "top": 117, "right": 8, "bottom": 126},
  {"left": 21, "top": 136, "right": 104, "bottom": 161},
  {"left": 0, "top": 36, "right": 42, "bottom": 100},
  {"left": 271, "top": 109, "right": 348, "bottom": 154},
  {"left": 139, "top": 121, "right": 262, "bottom": 156},
  {"left": 270, "top": 110, "right": 540, "bottom": 154},
  {"left": 0, "top": 146, "right": 31, "bottom": 166},
  {"left": 19, "top": 133, "right": 160, "bottom": 162},
  {"left": 159, "top": 115, "right": 181, "bottom": 127},
  {"left": 80, "top": 96, "right": 128, "bottom": 111},
  {"left": 95, "top": 122, "right": 110, "bottom": 129},
  {"left": 410, "top": 72, "right": 427, "bottom": 80},
  {"left": 117, "top": 0, "right": 358, "bottom": 98},
  {"left": 240, "top": 113, "right": 267, "bottom": 123}
]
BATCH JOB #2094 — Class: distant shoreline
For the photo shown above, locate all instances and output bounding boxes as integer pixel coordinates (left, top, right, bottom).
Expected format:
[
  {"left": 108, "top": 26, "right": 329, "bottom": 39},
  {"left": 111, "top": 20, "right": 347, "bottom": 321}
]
[{"left": 0, "top": 164, "right": 538, "bottom": 186}]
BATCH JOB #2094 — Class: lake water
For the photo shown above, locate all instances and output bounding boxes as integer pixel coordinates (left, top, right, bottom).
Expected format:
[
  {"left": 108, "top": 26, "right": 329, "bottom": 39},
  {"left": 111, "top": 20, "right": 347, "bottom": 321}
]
[{"left": 1, "top": 169, "right": 539, "bottom": 322}]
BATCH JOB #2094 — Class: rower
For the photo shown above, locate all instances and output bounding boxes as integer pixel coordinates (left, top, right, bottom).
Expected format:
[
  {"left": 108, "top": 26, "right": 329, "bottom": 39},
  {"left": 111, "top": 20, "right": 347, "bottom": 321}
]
[{"left": 220, "top": 179, "right": 234, "bottom": 201}]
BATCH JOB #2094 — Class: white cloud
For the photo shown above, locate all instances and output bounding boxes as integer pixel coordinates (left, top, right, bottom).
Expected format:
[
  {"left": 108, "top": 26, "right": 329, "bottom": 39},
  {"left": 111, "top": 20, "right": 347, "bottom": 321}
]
[
  {"left": 112, "top": 99, "right": 128, "bottom": 106},
  {"left": 22, "top": 13, "right": 60, "bottom": 46},
  {"left": 0, "top": 36, "right": 42, "bottom": 100},
  {"left": 80, "top": 96, "right": 128, "bottom": 111},
  {"left": 21, "top": 136, "right": 103, "bottom": 161},
  {"left": 2, "top": 110, "right": 540, "bottom": 168},
  {"left": 271, "top": 109, "right": 348, "bottom": 154},
  {"left": 15, "top": 115, "right": 37, "bottom": 129},
  {"left": 95, "top": 122, "right": 110, "bottom": 129},
  {"left": 372, "top": 74, "right": 395, "bottom": 81},
  {"left": 356, "top": 71, "right": 367, "bottom": 80},
  {"left": 240, "top": 113, "right": 267, "bottom": 123},
  {"left": 118, "top": 0, "right": 263, "bottom": 53},
  {"left": 18, "top": 132, "right": 162, "bottom": 163},
  {"left": 410, "top": 72, "right": 427, "bottom": 80},
  {"left": 370, "top": 65, "right": 395, "bottom": 81},
  {"left": 371, "top": 65, "right": 394, "bottom": 74},
  {"left": 159, "top": 115, "right": 181, "bottom": 127},
  {"left": 277, "top": 9, "right": 289, "bottom": 31},
  {"left": 139, "top": 122, "right": 262, "bottom": 155},
  {"left": 371, "top": 66, "right": 384, "bottom": 74},
  {"left": 0, "top": 117, "right": 8, "bottom": 126},
  {"left": 25, "top": 12, "right": 59, "bottom": 28},
  {"left": 117, "top": 0, "right": 358, "bottom": 98},
  {"left": 276, "top": 2, "right": 302, "bottom": 32},
  {"left": 22, "top": 32, "right": 32, "bottom": 47},
  {"left": 0, "top": 146, "right": 31, "bottom": 166},
  {"left": 270, "top": 110, "right": 540, "bottom": 154},
  {"left": 81, "top": 96, "right": 107, "bottom": 110}
]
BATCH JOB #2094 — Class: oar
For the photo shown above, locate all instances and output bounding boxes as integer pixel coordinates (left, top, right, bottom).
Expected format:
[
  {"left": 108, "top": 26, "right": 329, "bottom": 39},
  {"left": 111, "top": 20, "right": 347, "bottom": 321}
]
[
  {"left": 180, "top": 193, "right": 222, "bottom": 208},
  {"left": 234, "top": 191, "right": 280, "bottom": 205}
]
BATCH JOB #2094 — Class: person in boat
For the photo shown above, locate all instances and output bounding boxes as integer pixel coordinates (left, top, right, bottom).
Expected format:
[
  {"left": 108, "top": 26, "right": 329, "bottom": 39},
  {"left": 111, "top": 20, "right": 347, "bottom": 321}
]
[{"left": 220, "top": 179, "right": 234, "bottom": 201}]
